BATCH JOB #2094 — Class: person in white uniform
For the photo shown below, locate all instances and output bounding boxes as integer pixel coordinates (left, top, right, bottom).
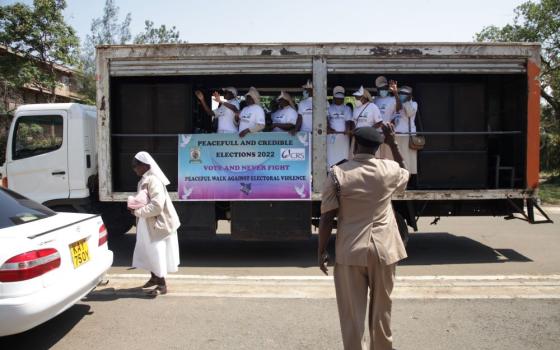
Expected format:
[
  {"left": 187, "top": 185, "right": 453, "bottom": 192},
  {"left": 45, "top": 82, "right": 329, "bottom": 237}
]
[
  {"left": 351, "top": 86, "right": 382, "bottom": 129},
  {"left": 297, "top": 80, "right": 313, "bottom": 134},
  {"left": 393, "top": 85, "right": 419, "bottom": 175},
  {"left": 327, "top": 86, "right": 352, "bottom": 166},
  {"left": 271, "top": 91, "right": 298, "bottom": 133},
  {"left": 374, "top": 76, "right": 402, "bottom": 160},
  {"left": 130, "top": 151, "right": 181, "bottom": 295},
  {"left": 237, "top": 87, "right": 266, "bottom": 138},
  {"left": 195, "top": 87, "right": 240, "bottom": 133},
  {"left": 350, "top": 86, "right": 383, "bottom": 159}
]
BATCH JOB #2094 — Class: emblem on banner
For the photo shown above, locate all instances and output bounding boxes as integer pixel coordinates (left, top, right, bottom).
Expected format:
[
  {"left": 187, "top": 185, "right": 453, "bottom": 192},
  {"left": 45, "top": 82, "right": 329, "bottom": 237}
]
[{"left": 189, "top": 147, "right": 202, "bottom": 163}]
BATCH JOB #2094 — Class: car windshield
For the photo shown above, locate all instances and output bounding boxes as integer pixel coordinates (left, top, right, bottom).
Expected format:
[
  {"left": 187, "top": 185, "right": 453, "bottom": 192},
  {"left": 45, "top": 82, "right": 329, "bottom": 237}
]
[{"left": 0, "top": 187, "right": 56, "bottom": 229}]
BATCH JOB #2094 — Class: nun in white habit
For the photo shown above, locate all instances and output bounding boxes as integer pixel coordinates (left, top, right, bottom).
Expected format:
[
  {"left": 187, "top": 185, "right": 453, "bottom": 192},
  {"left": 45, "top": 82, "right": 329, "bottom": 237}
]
[{"left": 129, "top": 151, "right": 180, "bottom": 295}]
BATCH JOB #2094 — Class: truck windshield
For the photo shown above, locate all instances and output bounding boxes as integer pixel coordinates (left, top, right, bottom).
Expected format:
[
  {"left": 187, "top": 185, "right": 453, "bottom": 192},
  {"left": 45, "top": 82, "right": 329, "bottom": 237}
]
[{"left": 0, "top": 187, "right": 56, "bottom": 229}]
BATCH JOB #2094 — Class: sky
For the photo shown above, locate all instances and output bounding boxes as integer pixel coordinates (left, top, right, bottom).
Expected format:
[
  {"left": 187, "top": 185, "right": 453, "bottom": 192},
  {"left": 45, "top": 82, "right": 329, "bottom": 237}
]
[{"left": 1, "top": 0, "right": 528, "bottom": 44}]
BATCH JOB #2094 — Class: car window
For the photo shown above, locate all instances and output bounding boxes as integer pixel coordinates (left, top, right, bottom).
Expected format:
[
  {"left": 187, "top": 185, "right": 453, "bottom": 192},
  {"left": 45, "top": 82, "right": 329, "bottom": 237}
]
[
  {"left": 12, "top": 115, "right": 63, "bottom": 160},
  {"left": 0, "top": 187, "right": 56, "bottom": 229}
]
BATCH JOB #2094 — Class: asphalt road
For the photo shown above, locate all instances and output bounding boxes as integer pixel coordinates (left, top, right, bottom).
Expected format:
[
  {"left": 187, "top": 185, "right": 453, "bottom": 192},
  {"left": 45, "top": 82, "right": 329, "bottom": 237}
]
[{"left": 1, "top": 211, "right": 559, "bottom": 349}]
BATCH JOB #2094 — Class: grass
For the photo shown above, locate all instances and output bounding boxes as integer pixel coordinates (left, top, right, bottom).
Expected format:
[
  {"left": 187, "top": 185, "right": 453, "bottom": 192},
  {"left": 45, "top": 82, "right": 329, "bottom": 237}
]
[{"left": 539, "top": 173, "right": 560, "bottom": 205}]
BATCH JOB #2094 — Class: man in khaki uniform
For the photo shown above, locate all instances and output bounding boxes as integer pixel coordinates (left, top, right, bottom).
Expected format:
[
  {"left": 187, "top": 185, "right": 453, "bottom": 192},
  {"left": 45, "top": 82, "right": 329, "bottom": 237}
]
[{"left": 318, "top": 125, "right": 409, "bottom": 350}]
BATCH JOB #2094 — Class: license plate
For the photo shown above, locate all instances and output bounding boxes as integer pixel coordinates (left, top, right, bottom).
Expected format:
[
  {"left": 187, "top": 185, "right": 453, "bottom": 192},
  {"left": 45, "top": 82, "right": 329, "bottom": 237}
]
[{"left": 69, "top": 239, "right": 90, "bottom": 269}]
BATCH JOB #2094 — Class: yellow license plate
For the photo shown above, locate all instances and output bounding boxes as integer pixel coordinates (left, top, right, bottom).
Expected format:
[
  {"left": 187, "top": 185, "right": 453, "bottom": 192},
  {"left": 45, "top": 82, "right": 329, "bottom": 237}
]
[{"left": 69, "top": 239, "right": 90, "bottom": 269}]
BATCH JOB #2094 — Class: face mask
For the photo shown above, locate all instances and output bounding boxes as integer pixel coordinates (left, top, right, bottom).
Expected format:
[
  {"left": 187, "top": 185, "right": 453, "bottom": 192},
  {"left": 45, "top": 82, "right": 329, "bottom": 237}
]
[
  {"left": 379, "top": 90, "right": 389, "bottom": 98},
  {"left": 399, "top": 95, "right": 408, "bottom": 103},
  {"left": 355, "top": 99, "right": 363, "bottom": 108},
  {"left": 302, "top": 90, "right": 309, "bottom": 99}
]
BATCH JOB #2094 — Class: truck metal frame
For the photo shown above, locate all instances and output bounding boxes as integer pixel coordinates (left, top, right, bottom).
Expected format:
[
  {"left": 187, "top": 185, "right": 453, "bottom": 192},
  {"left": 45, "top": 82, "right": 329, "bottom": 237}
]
[{"left": 95, "top": 43, "right": 551, "bottom": 238}]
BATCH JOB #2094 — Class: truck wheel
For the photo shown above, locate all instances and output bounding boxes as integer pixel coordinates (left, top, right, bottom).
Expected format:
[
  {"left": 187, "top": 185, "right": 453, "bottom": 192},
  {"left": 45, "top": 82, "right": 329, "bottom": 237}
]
[{"left": 395, "top": 212, "right": 409, "bottom": 247}]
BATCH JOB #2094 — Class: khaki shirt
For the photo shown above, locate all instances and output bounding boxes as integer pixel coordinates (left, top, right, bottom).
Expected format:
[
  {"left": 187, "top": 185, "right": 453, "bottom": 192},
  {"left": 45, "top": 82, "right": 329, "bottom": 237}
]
[
  {"left": 321, "top": 154, "right": 409, "bottom": 266},
  {"left": 134, "top": 170, "right": 181, "bottom": 241}
]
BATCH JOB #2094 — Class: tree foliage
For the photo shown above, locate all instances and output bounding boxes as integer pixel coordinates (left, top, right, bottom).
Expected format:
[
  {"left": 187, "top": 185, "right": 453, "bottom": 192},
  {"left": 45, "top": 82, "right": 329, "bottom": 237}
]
[
  {"left": 0, "top": 0, "right": 80, "bottom": 103},
  {"left": 476, "top": 0, "right": 560, "bottom": 173},
  {"left": 134, "top": 20, "right": 182, "bottom": 44}
]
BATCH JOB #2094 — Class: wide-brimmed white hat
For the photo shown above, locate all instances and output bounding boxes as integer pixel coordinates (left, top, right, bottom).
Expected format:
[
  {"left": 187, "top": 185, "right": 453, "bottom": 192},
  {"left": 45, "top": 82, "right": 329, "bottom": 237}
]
[
  {"left": 223, "top": 86, "right": 238, "bottom": 97},
  {"left": 333, "top": 86, "right": 345, "bottom": 98},
  {"left": 276, "top": 90, "right": 295, "bottom": 108},
  {"left": 245, "top": 87, "right": 261, "bottom": 104}
]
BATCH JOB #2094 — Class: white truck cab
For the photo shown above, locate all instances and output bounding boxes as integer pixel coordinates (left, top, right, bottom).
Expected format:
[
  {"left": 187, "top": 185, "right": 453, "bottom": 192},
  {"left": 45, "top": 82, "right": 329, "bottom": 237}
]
[
  {"left": 2, "top": 103, "right": 96, "bottom": 205},
  {"left": 1, "top": 103, "right": 132, "bottom": 234}
]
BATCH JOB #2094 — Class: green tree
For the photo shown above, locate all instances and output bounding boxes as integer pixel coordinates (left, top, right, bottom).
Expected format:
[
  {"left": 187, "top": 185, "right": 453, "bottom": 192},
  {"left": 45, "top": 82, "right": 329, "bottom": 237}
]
[
  {"left": 134, "top": 20, "right": 182, "bottom": 44},
  {"left": 475, "top": 0, "right": 560, "bottom": 173},
  {"left": 0, "top": 0, "right": 80, "bottom": 103},
  {"left": 79, "top": 0, "right": 132, "bottom": 103}
]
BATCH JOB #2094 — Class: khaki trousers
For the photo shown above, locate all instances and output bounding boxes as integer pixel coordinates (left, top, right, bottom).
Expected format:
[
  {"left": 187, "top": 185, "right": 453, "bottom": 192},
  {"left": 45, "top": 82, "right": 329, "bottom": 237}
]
[{"left": 334, "top": 245, "right": 396, "bottom": 350}]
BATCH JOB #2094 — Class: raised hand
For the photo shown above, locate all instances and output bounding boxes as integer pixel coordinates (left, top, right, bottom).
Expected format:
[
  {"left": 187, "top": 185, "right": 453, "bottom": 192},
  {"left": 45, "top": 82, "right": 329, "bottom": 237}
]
[
  {"left": 389, "top": 80, "right": 398, "bottom": 95},
  {"left": 195, "top": 90, "right": 204, "bottom": 101}
]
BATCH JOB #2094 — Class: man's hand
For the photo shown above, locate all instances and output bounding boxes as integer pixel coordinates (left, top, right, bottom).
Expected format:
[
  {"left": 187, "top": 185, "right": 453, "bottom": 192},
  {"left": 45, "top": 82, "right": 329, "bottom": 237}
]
[
  {"left": 318, "top": 251, "right": 329, "bottom": 275},
  {"left": 239, "top": 128, "right": 250, "bottom": 138},
  {"left": 389, "top": 80, "right": 398, "bottom": 96},
  {"left": 382, "top": 123, "right": 397, "bottom": 145},
  {"left": 194, "top": 90, "right": 204, "bottom": 101}
]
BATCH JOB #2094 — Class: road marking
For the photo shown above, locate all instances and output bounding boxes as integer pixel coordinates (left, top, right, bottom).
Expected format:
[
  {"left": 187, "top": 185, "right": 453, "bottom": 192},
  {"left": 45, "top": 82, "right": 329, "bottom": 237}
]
[{"left": 93, "top": 274, "right": 560, "bottom": 300}]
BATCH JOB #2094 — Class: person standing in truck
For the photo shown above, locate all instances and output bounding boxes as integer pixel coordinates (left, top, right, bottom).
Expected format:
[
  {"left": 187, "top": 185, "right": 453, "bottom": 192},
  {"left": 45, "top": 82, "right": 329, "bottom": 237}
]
[
  {"left": 374, "top": 76, "right": 401, "bottom": 160},
  {"left": 271, "top": 91, "right": 298, "bottom": 134},
  {"left": 393, "top": 85, "right": 419, "bottom": 178},
  {"left": 296, "top": 80, "right": 313, "bottom": 134},
  {"left": 327, "top": 86, "right": 353, "bottom": 166},
  {"left": 237, "top": 87, "right": 266, "bottom": 138},
  {"left": 318, "top": 125, "right": 409, "bottom": 350},
  {"left": 130, "top": 151, "right": 181, "bottom": 296},
  {"left": 351, "top": 86, "right": 382, "bottom": 129},
  {"left": 195, "top": 87, "right": 240, "bottom": 133}
]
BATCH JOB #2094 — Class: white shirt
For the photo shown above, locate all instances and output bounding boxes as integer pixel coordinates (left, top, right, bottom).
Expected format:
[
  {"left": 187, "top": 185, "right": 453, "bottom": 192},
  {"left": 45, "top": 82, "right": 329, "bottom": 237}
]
[
  {"left": 297, "top": 97, "right": 313, "bottom": 132},
  {"left": 239, "top": 104, "right": 266, "bottom": 131},
  {"left": 352, "top": 102, "right": 382, "bottom": 128},
  {"left": 374, "top": 96, "right": 397, "bottom": 123},
  {"left": 214, "top": 98, "right": 240, "bottom": 133},
  {"left": 394, "top": 101, "right": 418, "bottom": 134},
  {"left": 328, "top": 103, "right": 352, "bottom": 133},
  {"left": 271, "top": 106, "right": 298, "bottom": 132}
]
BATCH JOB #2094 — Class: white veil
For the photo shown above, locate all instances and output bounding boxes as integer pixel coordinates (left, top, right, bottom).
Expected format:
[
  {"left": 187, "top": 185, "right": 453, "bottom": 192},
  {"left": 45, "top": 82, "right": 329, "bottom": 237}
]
[{"left": 134, "top": 151, "right": 170, "bottom": 186}]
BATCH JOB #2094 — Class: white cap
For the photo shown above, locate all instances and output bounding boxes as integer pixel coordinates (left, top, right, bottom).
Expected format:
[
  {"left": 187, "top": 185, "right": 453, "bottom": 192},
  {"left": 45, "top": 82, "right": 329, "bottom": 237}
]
[
  {"left": 302, "top": 79, "right": 313, "bottom": 89},
  {"left": 375, "top": 76, "right": 388, "bottom": 88},
  {"left": 223, "top": 87, "right": 238, "bottom": 97},
  {"left": 333, "top": 86, "right": 345, "bottom": 98},
  {"left": 352, "top": 86, "right": 372, "bottom": 101},
  {"left": 352, "top": 86, "right": 365, "bottom": 97},
  {"left": 276, "top": 90, "right": 295, "bottom": 108},
  {"left": 399, "top": 85, "right": 413, "bottom": 94},
  {"left": 245, "top": 87, "right": 260, "bottom": 105}
]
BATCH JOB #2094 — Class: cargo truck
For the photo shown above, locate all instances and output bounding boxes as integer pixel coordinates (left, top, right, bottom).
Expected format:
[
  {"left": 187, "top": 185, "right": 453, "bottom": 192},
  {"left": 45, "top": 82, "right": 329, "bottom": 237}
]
[{"left": 1, "top": 42, "right": 553, "bottom": 241}]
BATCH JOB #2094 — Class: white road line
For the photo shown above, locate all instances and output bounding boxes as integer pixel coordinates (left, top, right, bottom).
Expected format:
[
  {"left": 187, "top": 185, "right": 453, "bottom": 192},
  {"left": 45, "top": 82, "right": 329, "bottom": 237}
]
[{"left": 95, "top": 274, "right": 560, "bottom": 300}]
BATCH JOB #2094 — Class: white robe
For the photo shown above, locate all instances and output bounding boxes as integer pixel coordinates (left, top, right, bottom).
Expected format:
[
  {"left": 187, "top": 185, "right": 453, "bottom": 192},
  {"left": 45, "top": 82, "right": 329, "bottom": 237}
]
[{"left": 132, "top": 218, "right": 180, "bottom": 278}]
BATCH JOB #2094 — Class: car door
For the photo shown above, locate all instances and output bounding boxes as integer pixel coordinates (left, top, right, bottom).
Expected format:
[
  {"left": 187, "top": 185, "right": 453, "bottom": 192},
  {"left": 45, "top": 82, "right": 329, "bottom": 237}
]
[{"left": 6, "top": 111, "right": 69, "bottom": 204}]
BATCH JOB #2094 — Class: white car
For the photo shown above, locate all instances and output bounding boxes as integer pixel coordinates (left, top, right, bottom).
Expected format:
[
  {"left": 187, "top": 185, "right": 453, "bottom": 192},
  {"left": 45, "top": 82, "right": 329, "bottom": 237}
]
[{"left": 0, "top": 187, "right": 113, "bottom": 336}]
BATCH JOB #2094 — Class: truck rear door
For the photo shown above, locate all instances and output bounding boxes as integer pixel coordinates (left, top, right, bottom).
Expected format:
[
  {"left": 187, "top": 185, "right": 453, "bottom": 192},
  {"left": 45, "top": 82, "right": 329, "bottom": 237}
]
[{"left": 6, "top": 111, "right": 69, "bottom": 204}]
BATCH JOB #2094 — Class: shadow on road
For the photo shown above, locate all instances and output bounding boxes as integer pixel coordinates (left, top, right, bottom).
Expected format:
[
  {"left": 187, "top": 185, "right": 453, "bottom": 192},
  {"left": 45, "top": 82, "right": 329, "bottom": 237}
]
[
  {"left": 107, "top": 230, "right": 531, "bottom": 269},
  {"left": 0, "top": 304, "right": 91, "bottom": 349},
  {"left": 400, "top": 232, "right": 532, "bottom": 265}
]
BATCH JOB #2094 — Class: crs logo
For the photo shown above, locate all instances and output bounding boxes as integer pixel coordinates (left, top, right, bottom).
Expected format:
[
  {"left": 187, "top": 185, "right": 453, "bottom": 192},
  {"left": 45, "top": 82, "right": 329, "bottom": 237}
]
[{"left": 280, "top": 148, "right": 305, "bottom": 161}]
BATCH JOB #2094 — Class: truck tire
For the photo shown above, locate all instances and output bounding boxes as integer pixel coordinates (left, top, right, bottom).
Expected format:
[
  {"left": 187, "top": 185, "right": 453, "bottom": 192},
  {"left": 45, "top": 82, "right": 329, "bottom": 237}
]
[{"left": 395, "top": 211, "right": 409, "bottom": 247}]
